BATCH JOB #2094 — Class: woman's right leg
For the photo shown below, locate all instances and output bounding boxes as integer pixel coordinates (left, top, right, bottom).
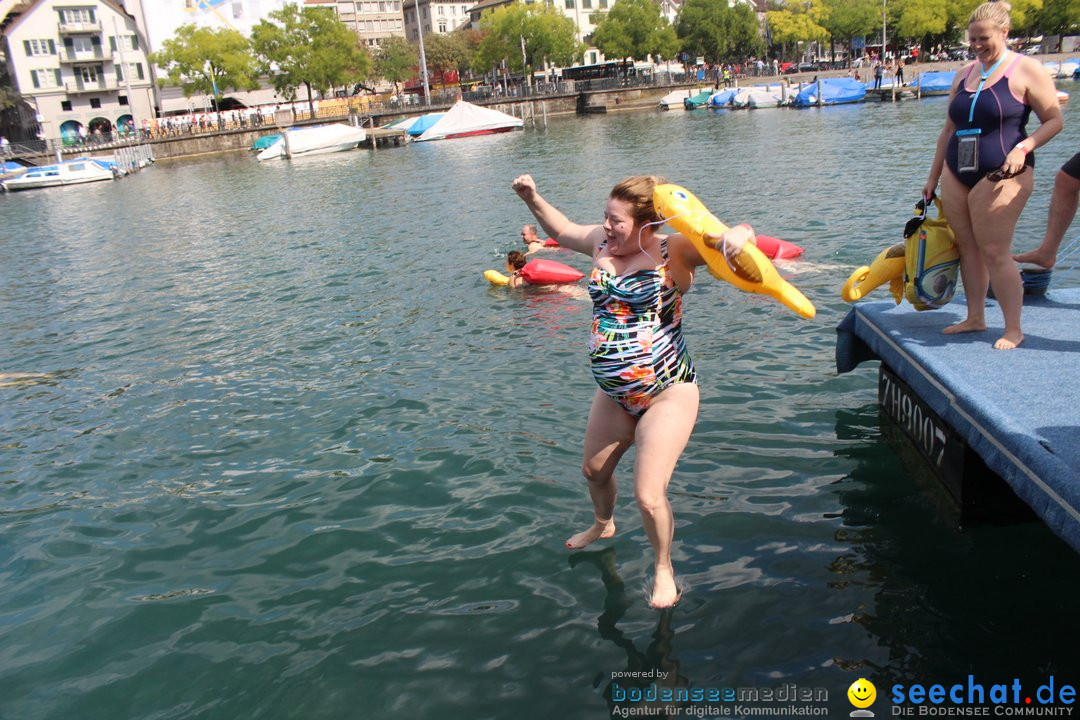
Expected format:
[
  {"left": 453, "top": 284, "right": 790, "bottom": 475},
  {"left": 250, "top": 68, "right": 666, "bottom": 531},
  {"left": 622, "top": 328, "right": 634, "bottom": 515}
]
[
  {"left": 566, "top": 389, "right": 636, "bottom": 550},
  {"left": 940, "top": 168, "right": 987, "bottom": 333}
]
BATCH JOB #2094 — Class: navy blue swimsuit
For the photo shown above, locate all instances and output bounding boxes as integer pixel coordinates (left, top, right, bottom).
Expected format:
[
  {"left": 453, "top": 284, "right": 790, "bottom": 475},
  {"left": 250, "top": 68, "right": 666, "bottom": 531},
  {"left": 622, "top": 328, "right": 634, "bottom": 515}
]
[{"left": 946, "top": 55, "right": 1033, "bottom": 188}]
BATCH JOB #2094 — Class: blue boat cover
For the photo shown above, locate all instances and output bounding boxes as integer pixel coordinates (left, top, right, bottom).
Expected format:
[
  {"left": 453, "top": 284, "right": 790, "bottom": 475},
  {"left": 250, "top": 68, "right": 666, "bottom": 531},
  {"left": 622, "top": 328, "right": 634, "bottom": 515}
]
[
  {"left": 911, "top": 70, "right": 957, "bottom": 93},
  {"left": 708, "top": 89, "right": 737, "bottom": 107},
  {"left": 251, "top": 134, "right": 280, "bottom": 150},
  {"left": 836, "top": 289, "right": 1080, "bottom": 553},
  {"left": 793, "top": 77, "right": 866, "bottom": 106},
  {"left": 406, "top": 113, "right": 444, "bottom": 136}
]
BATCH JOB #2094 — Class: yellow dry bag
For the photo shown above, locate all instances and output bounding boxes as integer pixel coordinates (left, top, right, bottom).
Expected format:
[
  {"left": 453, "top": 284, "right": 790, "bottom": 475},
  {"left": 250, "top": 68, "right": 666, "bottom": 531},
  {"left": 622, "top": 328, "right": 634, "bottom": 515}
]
[{"left": 904, "top": 196, "right": 959, "bottom": 311}]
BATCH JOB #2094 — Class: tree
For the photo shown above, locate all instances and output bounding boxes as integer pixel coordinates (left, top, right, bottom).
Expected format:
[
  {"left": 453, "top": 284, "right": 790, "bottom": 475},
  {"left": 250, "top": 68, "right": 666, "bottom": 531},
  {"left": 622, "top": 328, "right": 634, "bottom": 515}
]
[
  {"left": 819, "top": 0, "right": 880, "bottom": 57},
  {"left": 375, "top": 36, "right": 417, "bottom": 93},
  {"left": 476, "top": 3, "right": 583, "bottom": 84},
  {"left": 250, "top": 5, "right": 371, "bottom": 118},
  {"left": 679, "top": 0, "right": 766, "bottom": 64},
  {"left": 591, "top": 0, "right": 680, "bottom": 63},
  {"left": 1034, "top": 0, "right": 1080, "bottom": 35},
  {"left": 150, "top": 24, "right": 260, "bottom": 108},
  {"left": 892, "top": 0, "right": 948, "bottom": 44},
  {"left": 765, "top": 9, "right": 828, "bottom": 59},
  {"left": 424, "top": 32, "right": 468, "bottom": 86}
]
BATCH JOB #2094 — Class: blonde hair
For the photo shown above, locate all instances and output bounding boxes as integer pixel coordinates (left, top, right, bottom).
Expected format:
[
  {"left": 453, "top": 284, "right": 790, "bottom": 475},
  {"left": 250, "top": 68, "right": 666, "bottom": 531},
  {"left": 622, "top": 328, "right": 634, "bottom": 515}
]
[
  {"left": 969, "top": 0, "right": 1012, "bottom": 30},
  {"left": 609, "top": 175, "right": 666, "bottom": 226}
]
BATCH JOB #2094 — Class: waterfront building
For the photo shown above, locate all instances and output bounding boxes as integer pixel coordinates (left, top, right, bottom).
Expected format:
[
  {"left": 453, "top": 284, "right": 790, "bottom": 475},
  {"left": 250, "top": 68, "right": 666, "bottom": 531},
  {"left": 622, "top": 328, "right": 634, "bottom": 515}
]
[
  {"left": 0, "top": 0, "right": 154, "bottom": 143},
  {"left": 403, "top": 0, "right": 471, "bottom": 40},
  {"left": 304, "top": 0, "right": 406, "bottom": 48}
]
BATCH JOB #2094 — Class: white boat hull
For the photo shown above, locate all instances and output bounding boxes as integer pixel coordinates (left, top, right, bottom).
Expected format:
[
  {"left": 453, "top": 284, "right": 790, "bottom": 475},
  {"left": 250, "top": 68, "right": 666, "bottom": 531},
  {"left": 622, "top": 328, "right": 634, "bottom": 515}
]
[
  {"left": 257, "top": 123, "right": 367, "bottom": 161},
  {"left": 2, "top": 159, "right": 115, "bottom": 191}
]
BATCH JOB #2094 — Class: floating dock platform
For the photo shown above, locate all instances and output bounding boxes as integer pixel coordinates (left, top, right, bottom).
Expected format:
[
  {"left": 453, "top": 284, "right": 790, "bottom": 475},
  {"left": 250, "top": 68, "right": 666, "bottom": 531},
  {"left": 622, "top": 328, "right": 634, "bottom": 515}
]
[{"left": 836, "top": 288, "right": 1080, "bottom": 552}]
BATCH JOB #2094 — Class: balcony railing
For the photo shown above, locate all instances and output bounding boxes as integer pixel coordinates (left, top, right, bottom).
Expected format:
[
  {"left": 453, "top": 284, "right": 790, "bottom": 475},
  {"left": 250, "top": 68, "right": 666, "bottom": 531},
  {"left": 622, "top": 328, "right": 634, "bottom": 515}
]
[
  {"left": 60, "top": 49, "right": 107, "bottom": 63},
  {"left": 58, "top": 20, "right": 102, "bottom": 34},
  {"left": 65, "top": 79, "right": 118, "bottom": 94}
]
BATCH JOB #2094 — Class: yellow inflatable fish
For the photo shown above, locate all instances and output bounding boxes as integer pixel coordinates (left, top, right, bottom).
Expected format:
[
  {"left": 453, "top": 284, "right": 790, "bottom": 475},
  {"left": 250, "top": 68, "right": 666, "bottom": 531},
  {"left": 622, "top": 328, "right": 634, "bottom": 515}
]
[
  {"left": 484, "top": 269, "right": 510, "bottom": 286},
  {"left": 841, "top": 243, "right": 905, "bottom": 303},
  {"left": 652, "top": 184, "right": 816, "bottom": 319}
]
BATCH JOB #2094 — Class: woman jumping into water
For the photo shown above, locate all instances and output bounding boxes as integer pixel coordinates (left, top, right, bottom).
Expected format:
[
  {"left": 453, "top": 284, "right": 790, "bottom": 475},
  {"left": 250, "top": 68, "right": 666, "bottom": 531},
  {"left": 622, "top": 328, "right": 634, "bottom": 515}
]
[{"left": 511, "top": 173, "right": 752, "bottom": 608}]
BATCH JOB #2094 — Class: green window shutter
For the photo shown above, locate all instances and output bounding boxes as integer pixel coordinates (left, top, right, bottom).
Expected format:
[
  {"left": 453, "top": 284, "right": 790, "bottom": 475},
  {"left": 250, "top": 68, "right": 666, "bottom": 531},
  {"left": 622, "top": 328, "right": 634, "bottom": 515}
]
[
  {"left": 131, "top": 35, "right": 139, "bottom": 50},
  {"left": 109, "top": 36, "right": 116, "bottom": 51},
  {"left": 48, "top": 39, "right": 56, "bottom": 54},
  {"left": 54, "top": 69, "right": 62, "bottom": 85},
  {"left": 31, "top": 70, "right": 40, "bottom": 88},
  {"left": 136, "top": 63, "right": 144, "bottom": 80},
  {"left": 116, "top": 65, "right": 123, "bottom": 81},
  {"left": 64, "top": 37, "right": 74, "bottom": 50},
  {"left": 23, "top": 40, "right": 31, "bottom": 55}
]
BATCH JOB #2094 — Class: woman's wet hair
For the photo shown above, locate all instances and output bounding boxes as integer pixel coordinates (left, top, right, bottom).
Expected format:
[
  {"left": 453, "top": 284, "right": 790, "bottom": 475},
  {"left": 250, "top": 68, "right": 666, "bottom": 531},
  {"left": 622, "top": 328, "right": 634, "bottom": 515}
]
[
  {"left": 969, "top": 0, "right": 1012, "bottom": 29},
  {"left": 507, "top": 250, "right": 527, "bottom": 270},
  {"left": 610, "top": 175, "right": 666, "bottom": 226}
]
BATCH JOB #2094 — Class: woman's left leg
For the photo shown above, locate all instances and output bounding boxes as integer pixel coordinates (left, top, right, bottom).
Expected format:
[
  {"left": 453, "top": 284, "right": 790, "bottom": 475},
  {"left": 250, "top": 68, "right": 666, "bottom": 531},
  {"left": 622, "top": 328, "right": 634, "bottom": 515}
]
[
  {"left": 969, "top": 170, "right": 1034, "bottom": 349},
  {"left": 632, "top": 383, "right": 700, "bottom": 608}
]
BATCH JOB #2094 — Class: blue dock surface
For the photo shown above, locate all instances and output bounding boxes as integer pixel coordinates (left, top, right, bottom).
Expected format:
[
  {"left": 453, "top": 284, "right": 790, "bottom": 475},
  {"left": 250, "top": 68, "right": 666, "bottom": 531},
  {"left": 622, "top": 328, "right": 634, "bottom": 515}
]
[{"left": 836, "top": 288, "right": 1080, "bottom": 553}]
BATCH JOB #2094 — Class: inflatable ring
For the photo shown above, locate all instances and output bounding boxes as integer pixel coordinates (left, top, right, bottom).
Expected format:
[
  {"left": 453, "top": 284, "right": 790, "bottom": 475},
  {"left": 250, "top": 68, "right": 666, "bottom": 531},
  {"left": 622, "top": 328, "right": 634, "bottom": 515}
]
[{"left": 653, "top": 184, "right": 816, "bottom": 319}]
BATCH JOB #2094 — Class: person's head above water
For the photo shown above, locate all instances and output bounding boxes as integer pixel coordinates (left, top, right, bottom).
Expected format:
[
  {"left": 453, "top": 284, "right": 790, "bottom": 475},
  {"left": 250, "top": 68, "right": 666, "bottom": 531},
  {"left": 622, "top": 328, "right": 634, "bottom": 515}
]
[{"left": 521, "top": 224, "right": 540, "bottom": 245}]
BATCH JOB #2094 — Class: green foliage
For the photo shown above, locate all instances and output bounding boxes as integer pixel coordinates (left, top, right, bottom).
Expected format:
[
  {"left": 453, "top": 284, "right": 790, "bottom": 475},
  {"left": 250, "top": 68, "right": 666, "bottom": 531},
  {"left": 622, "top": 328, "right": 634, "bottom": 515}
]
[
  {"left": 150, "top": 24, "right": 260, "bottom": 100},
  {"left": 591, "top": 0, "right": 679, "bottom": 61},
  {"left": 375, "top": 36, "right": 417, "bottom": 91},
  {"left": 893, "top": 0, "right": 948, "bottom": 39},
  {"left": 819, "top": 0, "right": 880, "bottom": 41},
  {"left": 678, "top": 0, "right": 766, "bottom": 63},
  {"left": 250, "top": 5, "right": 371, "bottom": 113},
  {"left": 476, "top": 2, "right": 584, "bottom": 76},
  {"left": 765, "top": 9, "right": 828, "bottom": 45},
  {"left": 0, "top": 62, "right": 19, "bottom": 110},
  {"left": 1034, "top": 0, "right": 1080, "bottom": 35},
  {"left": 424, "top": 32, "right": 468, "bottom": 84}
]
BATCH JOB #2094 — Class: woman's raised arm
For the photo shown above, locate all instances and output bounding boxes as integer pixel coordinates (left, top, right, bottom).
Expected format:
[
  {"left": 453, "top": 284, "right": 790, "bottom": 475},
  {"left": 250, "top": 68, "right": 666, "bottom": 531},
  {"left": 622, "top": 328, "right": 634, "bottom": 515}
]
[{"left": 511, "top": 174, "right": 599, "bottom": 256}]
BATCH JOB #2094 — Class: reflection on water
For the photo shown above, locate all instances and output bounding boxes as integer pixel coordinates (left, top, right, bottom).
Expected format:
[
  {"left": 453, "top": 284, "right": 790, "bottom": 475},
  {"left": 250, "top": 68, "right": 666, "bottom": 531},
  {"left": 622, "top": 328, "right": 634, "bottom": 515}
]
[{"left": 1, "top": 98, "right": 1079, "bottom": 719}]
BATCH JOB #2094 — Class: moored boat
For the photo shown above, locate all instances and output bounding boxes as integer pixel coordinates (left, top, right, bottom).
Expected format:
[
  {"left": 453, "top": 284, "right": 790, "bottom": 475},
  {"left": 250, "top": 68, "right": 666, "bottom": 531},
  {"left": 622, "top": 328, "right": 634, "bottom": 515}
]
[
  {"left": 414, "top": 100, "right": 522, "bottom": 142},
  {"left": 909, "top": 70, "right": 956, "bottom": 96},
  {"left": 793, "top": 77, "right": 867, "bottom": 106},
  {"left": 2, "top": 157, "right": 115, "bottom": 191},
  {"left": 256, "top": 123, "right": 367, "bottom": 161}
]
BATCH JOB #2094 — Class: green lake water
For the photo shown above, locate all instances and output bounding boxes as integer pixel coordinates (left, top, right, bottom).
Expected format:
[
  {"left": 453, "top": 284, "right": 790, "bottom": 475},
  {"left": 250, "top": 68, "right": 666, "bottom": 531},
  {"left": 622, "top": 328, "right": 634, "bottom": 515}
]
[{"left": 2, "top": 90, "right": 1080, "bottom": 719}]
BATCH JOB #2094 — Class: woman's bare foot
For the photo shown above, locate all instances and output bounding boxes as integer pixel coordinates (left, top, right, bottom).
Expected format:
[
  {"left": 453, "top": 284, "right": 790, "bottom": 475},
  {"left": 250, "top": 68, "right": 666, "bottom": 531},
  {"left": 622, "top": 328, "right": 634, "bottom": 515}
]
[
  {"left": 943, "top": 319, "right": 986, "bottom": 335},
  {"left": 993, "top": 331, "right": 1024, "bottom": 350},
  {"left": 565, "top": 519, "right": 615, "bottom": 550},
  {"left": 1013, "top": 248, "right": 1056, "bottom": 269},
  {"left": 648, "top": 567, "right": 681, "bottom": 609}
]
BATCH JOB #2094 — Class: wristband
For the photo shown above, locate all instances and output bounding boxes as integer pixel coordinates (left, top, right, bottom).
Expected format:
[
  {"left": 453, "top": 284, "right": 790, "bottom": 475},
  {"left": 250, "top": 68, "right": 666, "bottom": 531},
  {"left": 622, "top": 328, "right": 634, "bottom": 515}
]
[{"left": 1014, "top": 142, "right": 1031, "bottom": 155}]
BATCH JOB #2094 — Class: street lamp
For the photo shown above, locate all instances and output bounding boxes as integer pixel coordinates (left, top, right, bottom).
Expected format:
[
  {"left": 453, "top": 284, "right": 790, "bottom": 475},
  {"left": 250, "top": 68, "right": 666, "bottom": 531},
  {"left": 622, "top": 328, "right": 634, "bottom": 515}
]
[
  {"left": 413, "top": 0, "right": 431, "bottom": 105},
  {"left": 882, "top": 0, "right": 887, "bottom": 61}
]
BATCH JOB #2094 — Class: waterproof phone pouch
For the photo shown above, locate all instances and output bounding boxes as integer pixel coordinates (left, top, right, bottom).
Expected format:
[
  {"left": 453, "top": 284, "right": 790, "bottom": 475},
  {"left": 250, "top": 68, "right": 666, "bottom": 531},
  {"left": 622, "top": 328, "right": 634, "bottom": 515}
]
[{"left": 956, "top": 129, "right": 980, "bottom": 173}]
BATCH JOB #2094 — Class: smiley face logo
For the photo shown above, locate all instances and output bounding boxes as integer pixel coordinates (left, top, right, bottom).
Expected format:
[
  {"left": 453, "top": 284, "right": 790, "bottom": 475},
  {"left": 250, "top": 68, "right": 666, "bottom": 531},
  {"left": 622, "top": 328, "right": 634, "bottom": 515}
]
[{"left": 848, "top": 678, "right": 877, "bottom": 709}]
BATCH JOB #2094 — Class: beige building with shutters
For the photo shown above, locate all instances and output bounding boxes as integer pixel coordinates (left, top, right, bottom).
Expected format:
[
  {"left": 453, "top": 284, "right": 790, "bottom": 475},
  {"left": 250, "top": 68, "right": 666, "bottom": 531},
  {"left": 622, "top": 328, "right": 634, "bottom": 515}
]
[{"left": 1, "top": 0, "right": 154, "bottom": 143}]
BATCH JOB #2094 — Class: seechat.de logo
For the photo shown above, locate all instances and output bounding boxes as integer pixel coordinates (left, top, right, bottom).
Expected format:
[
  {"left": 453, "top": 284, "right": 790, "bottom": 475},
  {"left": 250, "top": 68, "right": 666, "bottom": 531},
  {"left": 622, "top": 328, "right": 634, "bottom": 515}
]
[{"left": 848, "top": 678, "right": 877, "bottom": 717}]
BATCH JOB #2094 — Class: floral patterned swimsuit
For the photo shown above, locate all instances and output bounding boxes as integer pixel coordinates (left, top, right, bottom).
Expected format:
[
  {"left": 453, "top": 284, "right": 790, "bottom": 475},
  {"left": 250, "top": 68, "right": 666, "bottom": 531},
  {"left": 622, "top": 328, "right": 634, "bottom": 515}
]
[{"left": 588, "top": 237, "right": 697, "bottom": 417}]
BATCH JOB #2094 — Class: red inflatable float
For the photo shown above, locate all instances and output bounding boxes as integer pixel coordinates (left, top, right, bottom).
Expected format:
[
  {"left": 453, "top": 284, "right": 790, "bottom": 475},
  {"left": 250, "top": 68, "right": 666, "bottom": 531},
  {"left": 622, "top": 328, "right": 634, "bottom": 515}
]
[
  {"left": 520, "top": 258, "right": 584, "bottom": 284},
  {"left": 755, "top": 234, "right": 804, "bottom": 260},
  {"left": 543, "top": 238, "right": 560, "bottom": 247}
]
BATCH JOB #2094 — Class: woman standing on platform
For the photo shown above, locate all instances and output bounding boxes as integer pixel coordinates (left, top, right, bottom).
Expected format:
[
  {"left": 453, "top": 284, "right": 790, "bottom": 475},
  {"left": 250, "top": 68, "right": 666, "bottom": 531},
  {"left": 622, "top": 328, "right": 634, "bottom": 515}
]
[{"left": 922, "top": 0, "right": 1062, "bottom": 350}]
